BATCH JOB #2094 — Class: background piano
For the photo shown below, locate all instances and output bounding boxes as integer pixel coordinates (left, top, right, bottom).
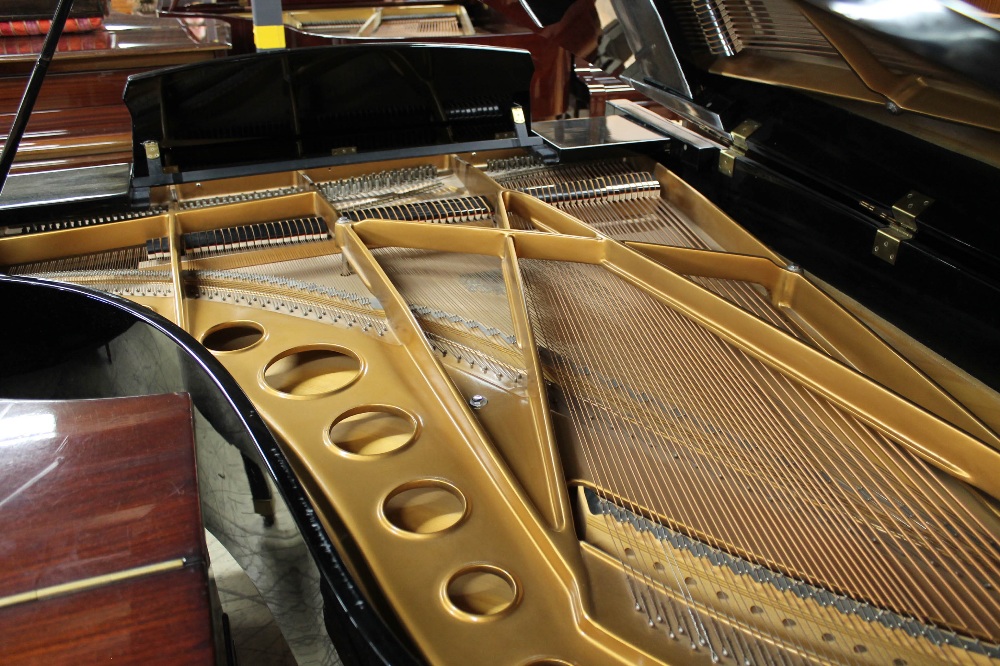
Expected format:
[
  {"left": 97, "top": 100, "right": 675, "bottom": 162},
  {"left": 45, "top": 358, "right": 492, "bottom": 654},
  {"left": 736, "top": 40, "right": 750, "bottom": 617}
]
[
  {"left": 0, "top": 12, "right": 230, "bottom": 174},
  {"left": 159, "top": 0, "right": 572, "bottom": 119}
]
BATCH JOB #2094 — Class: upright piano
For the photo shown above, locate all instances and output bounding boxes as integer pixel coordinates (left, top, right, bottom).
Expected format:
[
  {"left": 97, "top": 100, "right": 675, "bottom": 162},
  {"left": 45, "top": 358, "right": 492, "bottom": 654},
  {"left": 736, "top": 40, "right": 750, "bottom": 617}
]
[
  {"left": 1, "top": 2, "right": 999, "bottom": 664},
  {"left": 0, "top": 12, "right": 231, "bottom": 174}
]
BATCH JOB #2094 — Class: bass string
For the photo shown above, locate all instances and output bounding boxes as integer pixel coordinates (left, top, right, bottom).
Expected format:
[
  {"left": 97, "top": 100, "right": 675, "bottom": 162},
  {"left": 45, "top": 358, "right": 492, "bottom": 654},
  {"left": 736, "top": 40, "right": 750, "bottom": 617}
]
[
  {"left": 521, "top": 258, "right": 724, "bottom": 654},
  {"left": 576, "top": 258, "right": 863, "bottom": 664},
  {"left": 520, "top": 256, "right": 996, "bottom": 660},
  {"left": 522, "top": 258, "right": 822, "bottom": 664}
]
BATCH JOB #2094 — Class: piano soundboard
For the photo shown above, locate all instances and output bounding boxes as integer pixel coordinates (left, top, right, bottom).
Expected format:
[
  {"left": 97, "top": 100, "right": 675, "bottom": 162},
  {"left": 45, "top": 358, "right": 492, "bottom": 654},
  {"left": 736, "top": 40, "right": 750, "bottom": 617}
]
[{"left": 3, "top": 145, "right": 1000, "bottom": 665}]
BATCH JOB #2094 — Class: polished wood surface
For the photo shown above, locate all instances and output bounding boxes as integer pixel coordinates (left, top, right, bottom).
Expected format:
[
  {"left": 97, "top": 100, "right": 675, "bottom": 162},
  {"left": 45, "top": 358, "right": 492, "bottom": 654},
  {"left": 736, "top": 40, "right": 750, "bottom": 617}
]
[
  {"left": 0, "top": 394, "right": 216, "bottom": 664},
  {"left": 0, "top": 567, "right": 217, "bottom": 665},
  {"left": 0, "top": 394, "right": 205, "bottom": 595},
  {"left": 0, "top": 14, "right": 230, "bottom": 74},
  {"left": 0, "top": 13, "right": 230, "bottom": 174},
  {"left": 0, "top": 73, "right": 136, "bottom": 173}
]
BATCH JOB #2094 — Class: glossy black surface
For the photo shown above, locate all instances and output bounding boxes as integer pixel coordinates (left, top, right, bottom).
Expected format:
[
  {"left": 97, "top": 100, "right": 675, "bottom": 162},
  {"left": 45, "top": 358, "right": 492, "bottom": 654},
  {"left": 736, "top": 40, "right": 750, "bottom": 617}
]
[
  {"left": 661, "top": 77, "right": 1000, "bottom": 392},
  {"left": 0, "top": 163, "right": 132, "bottom": 225},
  {"left": 0, "top": 274, "right": 422, "bottom": 666},
  {"left": 803, "top": 0, "right": 1000, "bottom": 94},
  {"left": 125, "top": 44, "right": 537, "bottom": 187}
]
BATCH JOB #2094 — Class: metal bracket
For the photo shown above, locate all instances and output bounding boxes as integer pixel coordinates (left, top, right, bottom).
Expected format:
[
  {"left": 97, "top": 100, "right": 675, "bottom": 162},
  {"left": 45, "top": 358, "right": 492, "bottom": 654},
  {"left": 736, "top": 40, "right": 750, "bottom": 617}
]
[
  {"left": 719, "top": 119, "right": 761, "bottom": 177},
  {"left": 511, "top": 104, "right": 530, "bottom": 146},
  {"left": 873, "top": 190, "right": 933, "bottom": 264},
  {"left": 142, "top": 140, "right": 164, "bottom": 180}
]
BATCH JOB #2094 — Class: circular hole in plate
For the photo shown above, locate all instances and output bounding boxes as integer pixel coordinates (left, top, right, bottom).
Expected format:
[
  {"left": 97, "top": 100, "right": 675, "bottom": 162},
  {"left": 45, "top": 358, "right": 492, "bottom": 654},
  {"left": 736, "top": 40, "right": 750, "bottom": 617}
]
[
  {"left": 203, "top": 321, "right": 264, "bottom": 352},
  {"left": 329, "top": 406, "right": 418, "bottom": 456},
  {"left": 383, "top": 480, "right": 467, "bottom": 535},
  {"left": 263, "top": 346, "right": 361, "bottom": 396},
  {"left": 445, "top": 565, "right": 518, "bottom": 618}
]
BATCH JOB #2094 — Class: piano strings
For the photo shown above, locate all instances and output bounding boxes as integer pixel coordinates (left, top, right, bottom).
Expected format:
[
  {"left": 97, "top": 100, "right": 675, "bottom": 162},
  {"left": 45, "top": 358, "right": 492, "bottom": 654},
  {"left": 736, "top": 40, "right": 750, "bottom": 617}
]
[
  {"left": 522, "top": 256, "right": 1000, "bottom": 664},
  {"left": 3, "top": 153, "right": 999, "bottom": 664}
]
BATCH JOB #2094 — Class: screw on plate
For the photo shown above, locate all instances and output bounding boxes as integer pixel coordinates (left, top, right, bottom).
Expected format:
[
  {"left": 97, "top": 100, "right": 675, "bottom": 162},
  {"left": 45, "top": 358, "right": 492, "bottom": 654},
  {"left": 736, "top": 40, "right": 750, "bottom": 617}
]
[{"left": 469, "top": 395, "right": 488, "bottom": 409}]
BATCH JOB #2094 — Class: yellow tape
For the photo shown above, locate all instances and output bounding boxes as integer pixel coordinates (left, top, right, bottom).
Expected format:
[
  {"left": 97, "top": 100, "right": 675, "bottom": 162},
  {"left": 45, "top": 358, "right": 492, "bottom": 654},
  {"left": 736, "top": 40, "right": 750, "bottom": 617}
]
[{"left": 253, "top": 24, "right": 286, "bottom": 50}]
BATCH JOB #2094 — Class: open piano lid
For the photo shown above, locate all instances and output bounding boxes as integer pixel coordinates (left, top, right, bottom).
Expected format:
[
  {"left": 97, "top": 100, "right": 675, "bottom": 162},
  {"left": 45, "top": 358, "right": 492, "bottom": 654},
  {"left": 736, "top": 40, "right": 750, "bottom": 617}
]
[
  {"left": 124, "top": 43, "right": 541, "bottom": 188},
  {"left": 492, "top": 0, "right": 1000, "bottom": 392}
]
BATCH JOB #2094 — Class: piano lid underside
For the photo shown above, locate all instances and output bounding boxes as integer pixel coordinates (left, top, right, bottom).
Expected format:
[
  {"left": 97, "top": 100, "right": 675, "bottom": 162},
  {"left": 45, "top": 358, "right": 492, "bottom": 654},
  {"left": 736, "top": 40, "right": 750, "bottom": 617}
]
[{"left": 3, "top": 150, "right": 1000, "bottom": 665}]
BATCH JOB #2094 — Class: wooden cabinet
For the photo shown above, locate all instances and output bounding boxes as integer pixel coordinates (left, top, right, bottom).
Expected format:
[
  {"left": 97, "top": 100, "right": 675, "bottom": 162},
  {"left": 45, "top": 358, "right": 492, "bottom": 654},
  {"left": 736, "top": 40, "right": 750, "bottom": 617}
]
[{"left": 0, "top": 394, "right": 219, "bottom": 665}]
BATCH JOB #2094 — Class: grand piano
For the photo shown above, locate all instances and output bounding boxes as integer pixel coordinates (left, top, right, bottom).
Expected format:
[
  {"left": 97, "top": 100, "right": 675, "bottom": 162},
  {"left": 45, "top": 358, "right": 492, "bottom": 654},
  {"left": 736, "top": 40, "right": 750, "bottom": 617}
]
[{"left": 1, "top": 1, "right": 999, "bottom": 664}]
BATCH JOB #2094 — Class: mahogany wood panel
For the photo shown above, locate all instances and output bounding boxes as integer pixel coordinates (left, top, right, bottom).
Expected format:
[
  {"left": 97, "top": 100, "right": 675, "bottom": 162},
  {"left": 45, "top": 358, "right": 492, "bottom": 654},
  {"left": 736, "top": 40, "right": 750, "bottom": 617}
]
[
  {"left": 0, "top": 394, "right": 206, "bottom": 598},
  {"left": 0, "top": 75, "right": 139, "bottom": 170},
  {"left": 0, "top": 14, "right": 230, "bottom": 172},
  {"left": 0, "top": 566, "right": 217, "bottom": 665},
  {"left": 0, "top": 105, "right": 133, "bottom": 140},
  {"left": 0, "top": 104, "right": 133, "bottom": 171},
  {"left": 7, "top": 150, "right": 134, "bottom": 174},
  {"left": 0, "top": 70, "right": 140, "bottom": 113}
]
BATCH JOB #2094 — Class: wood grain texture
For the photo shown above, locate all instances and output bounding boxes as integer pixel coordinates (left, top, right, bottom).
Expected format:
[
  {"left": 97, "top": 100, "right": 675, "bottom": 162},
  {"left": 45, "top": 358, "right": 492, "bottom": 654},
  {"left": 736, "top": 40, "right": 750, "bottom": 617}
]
[
  {"left": 0, "top": 14, "right": 230, "bottom": 172},
  {"left": 0, "top": 394, "right": 206, "bottom": 598},
  {"left": 0, "top": 70, "right": 139, "bottom": 111},
  {"left": 0, "top": 105, "right": 133, "bottom": 140},
  {"left": 0, "top": 565, "right": 217, "bottom": 665}
]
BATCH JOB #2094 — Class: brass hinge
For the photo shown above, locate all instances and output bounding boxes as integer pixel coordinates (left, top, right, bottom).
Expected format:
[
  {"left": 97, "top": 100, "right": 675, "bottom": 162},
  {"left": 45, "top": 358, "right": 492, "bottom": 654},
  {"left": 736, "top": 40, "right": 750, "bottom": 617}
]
[
  {"left": 872, "top": 190, "right": 933, "bottom": 265},
  {"left": 511, "top": 104, "right": 530, "bottom": 145},
  {"left": 142, "top": 140, "right": 163, "bottom": 178},
  {"left": 719, "top": 119, "right": 761, "bottom": 177},
  {"left": 142, "top": 140, "right": 160, "bottom": 160}
]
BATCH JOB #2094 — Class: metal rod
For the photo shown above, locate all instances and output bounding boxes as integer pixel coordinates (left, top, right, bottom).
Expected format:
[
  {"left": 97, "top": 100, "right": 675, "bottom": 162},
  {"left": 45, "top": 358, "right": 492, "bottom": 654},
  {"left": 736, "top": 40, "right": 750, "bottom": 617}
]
[{"left": 0, "top": 0, "right": 77, "bottom": 195}]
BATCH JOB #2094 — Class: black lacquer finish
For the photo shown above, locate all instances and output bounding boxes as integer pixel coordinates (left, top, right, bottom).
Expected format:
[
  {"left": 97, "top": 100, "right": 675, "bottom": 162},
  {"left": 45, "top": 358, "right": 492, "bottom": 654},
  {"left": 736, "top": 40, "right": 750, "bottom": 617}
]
[
  {"left": 125, "top": 44, "right": 537, "bottom": 187},
  {"left": 662, "top": 76, "right": 1000, "bottom": 392},
  {"left": 0, "top": 274, "right": 423, "bottom": 666},
  {"left": 802, "top": 0, "right": 1000, "bottom": 94}
]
